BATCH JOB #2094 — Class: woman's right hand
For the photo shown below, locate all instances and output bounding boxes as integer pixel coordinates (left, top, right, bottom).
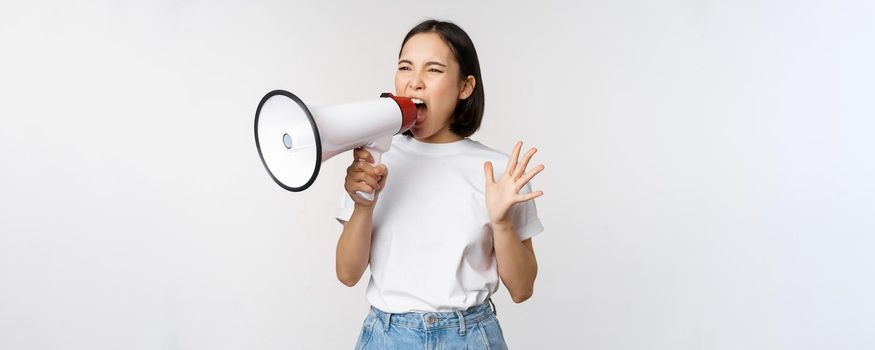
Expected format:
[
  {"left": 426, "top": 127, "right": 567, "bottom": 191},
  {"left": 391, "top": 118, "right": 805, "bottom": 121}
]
[{"left": 345, "top": 147, "right": 389, "bottom": 208}]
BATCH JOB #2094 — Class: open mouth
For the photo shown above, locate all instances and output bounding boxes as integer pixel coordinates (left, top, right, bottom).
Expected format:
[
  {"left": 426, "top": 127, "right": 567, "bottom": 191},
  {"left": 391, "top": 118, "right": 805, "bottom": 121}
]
[{"left": 411, "top": 98, "right": 427, "bottom": 124}]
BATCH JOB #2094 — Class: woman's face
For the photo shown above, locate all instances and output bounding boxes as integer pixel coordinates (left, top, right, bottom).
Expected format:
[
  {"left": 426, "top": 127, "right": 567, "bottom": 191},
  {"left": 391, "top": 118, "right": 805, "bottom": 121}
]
[{"left": 395, "top": 32, "right": 474, "bottom": 143}]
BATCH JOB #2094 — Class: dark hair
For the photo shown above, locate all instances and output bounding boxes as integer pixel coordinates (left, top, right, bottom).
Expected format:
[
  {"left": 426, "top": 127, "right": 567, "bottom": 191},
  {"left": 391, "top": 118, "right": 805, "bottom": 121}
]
[{"left": 399, "top": 20, "right": 485, "bottom": 138}]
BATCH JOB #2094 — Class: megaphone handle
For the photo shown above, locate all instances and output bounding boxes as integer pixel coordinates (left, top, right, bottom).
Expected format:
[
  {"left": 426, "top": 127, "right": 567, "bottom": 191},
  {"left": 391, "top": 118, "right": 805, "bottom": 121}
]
[
  {"left": 355, "top": 136, "right": 392, "bottom": 201},
  {"left": 355, "top": 149, "right": 382, "bottom": 201}
]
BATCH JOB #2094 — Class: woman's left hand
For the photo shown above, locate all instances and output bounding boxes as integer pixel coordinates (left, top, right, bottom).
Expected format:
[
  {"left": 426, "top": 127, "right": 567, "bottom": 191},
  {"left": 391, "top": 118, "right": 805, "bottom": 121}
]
[{"left": 483, "top": 141, "right": 545, "bottom": 227}]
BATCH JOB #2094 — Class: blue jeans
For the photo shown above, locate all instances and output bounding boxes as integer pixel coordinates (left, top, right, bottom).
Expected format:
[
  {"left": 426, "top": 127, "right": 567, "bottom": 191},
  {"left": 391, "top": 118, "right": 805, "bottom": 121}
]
[{"left": 354, "top": 299, "right": 508, "bottom": 350}]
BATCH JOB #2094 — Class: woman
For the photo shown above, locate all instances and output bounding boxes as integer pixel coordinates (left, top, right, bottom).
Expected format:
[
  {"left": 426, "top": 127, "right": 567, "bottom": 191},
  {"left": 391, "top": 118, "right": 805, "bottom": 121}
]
[{"left": 335, "top": 19, "right": 545, "bottom": 350}]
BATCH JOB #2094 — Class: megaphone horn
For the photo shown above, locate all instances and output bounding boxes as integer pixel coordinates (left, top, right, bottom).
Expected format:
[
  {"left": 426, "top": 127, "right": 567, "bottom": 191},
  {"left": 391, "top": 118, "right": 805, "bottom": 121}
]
[{"left": 254, "top": 90, "right": 418, "bottom": 199}]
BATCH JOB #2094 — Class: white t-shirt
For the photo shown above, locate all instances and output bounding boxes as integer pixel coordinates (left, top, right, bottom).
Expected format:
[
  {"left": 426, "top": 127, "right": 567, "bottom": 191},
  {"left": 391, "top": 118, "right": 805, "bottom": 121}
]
[{"left": 335, "top": 135, "right": 544, "bottom": 313}]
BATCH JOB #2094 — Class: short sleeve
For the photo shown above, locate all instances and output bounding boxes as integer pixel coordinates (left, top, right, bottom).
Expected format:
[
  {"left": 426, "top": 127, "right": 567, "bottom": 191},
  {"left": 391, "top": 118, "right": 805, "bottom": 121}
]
[
  {"left": 335, "top": 188, "right": 354, "bottom": 225},
  {"left": 511, "top": 182, "right": 544, "bottom": 241}
]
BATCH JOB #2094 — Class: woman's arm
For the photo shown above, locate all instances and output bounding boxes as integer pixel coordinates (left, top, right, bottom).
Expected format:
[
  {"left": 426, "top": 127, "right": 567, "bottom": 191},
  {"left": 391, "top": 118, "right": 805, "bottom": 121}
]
[
  {"left": 483, "top": 141, "right": 546, "bottom": 303},
  {"left": 336, "top": 148, "right": 388, "bottom": 287},
  {"left": 335, "top": 204, "right": 375, "bottom": 287},
  {"left": 493, "top": 223, "right": 538, "bottom": 303}
]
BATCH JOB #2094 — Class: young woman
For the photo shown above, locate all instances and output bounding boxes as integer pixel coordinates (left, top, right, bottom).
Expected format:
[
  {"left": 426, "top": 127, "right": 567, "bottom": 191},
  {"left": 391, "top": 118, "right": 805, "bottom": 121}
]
[{"left": 335, "top": 19, "right": 545, "bottom": 350}]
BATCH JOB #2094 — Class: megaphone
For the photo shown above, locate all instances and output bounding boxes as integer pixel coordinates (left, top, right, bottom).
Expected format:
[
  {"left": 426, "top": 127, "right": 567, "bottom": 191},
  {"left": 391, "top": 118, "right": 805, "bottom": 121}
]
[{"left": 254, "top": 90, "right": 419, "bottom": 200}]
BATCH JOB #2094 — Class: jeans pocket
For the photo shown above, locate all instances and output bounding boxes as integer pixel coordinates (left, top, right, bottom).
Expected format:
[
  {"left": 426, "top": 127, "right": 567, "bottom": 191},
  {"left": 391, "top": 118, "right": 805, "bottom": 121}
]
[
  {"left": 476, "top": 315, "right": 508, "bottom": 350},
  {"left": 354, "top": 313, "right": 378, "bottom": 350}
]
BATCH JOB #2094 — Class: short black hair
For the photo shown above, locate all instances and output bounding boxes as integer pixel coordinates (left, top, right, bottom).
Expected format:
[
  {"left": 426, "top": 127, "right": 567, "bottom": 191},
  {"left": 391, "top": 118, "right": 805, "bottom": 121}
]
[{"left": 399, "top": 20, "right": 485, "bottom": 138}]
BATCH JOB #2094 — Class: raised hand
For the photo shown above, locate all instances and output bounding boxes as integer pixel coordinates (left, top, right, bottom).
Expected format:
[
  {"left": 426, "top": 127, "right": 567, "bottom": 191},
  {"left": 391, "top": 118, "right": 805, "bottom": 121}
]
[{"left": 483, "top": 141, "right": 545, "bottom": 227}]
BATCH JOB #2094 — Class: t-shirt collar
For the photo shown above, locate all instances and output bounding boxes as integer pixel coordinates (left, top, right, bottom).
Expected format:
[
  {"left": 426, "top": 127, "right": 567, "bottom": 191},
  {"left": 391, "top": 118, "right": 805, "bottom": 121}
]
[{"left": 399, "top": 135, "right": 472, "bottom": 155}]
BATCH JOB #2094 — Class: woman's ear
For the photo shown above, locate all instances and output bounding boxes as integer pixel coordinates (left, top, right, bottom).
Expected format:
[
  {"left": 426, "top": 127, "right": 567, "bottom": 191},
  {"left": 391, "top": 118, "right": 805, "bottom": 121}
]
[{"left": 458, "top": 75, "right": 476, "bottom": 100}]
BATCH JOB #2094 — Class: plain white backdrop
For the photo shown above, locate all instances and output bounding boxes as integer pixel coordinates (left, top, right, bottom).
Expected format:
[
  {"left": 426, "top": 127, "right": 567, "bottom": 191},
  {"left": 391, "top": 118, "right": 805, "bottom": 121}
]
[{"left": 1, "top": 0, "right": 873, "bottom": 349}]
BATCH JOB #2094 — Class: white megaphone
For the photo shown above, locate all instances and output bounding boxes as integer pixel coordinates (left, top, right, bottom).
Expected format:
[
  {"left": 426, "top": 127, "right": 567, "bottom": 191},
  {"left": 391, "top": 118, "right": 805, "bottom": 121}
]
[{"left": 254, "top": 90, "right": 419, "bottom": 200}]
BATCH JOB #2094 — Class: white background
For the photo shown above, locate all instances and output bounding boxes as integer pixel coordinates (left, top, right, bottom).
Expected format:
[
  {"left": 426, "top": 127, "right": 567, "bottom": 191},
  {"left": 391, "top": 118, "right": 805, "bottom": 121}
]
[{"left": 1, "top": 1, "right": 873, "bottom": 349}]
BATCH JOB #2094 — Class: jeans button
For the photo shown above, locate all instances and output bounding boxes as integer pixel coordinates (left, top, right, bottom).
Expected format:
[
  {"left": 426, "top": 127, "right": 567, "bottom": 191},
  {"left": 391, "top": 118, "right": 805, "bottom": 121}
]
[{"left": 426, "top": 315, "right": 437, "bottom": 324}]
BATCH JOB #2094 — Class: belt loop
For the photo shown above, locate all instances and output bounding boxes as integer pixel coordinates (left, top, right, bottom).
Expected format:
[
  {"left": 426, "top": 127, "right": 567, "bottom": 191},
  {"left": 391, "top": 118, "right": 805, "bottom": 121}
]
[
  {"left": 383, "top": 312, "right": 392, "bottom": 332},
  {"left": 455, "top": 310, "right": 466, "bottom": 336},
  {"left": 488, "top": 298, "right": 497, "bottom": 316}
]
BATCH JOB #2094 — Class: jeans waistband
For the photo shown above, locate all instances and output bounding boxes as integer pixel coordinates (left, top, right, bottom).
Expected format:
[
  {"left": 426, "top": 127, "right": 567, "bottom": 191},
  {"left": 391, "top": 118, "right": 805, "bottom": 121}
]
[{"left": 369, "top": 299, "right": 497, "bottom": 334}]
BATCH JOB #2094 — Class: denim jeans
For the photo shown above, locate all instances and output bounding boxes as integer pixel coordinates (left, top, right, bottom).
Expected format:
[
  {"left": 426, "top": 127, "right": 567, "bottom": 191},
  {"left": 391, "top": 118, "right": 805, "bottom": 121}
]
[{"left": 354, "top": 299, "right": 508, "bottom": 350}]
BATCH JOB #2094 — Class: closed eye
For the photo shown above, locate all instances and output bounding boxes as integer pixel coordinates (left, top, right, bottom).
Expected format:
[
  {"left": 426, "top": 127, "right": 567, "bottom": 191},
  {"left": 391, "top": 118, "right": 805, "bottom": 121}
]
[{"left": 397, "top": 67, "right": 442, "bottom": 73}]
